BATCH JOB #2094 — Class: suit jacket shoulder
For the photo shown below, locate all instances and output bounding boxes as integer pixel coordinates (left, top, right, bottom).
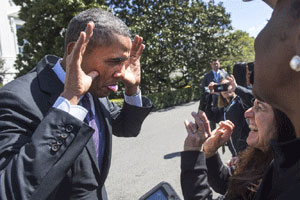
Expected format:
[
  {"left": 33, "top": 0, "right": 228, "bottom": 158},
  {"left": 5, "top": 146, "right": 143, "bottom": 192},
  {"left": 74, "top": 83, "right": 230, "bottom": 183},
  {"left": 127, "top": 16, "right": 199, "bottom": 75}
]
[{"left": 219, "top": 69, "right": 228, "bottom": 79}]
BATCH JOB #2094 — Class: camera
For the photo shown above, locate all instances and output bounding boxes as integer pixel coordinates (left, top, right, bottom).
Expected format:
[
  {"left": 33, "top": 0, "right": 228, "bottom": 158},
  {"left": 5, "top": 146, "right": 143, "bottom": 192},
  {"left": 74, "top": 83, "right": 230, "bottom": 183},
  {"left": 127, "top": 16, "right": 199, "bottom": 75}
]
[{"left": 213, "top": 83, "right": 228, "bottom": 92}]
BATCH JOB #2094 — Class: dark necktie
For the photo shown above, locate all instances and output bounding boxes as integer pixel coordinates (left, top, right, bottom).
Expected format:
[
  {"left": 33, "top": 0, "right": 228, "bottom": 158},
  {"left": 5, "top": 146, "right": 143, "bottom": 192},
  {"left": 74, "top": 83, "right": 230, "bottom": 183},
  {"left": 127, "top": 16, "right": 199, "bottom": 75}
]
[{"left": 81, "top": 95, "right": 100, "bottom": 158}]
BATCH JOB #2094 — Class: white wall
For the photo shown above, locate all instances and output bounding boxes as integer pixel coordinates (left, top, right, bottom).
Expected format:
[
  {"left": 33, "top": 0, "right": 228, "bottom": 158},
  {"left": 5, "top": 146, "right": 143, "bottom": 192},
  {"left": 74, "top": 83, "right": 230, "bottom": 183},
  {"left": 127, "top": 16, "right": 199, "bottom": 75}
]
[{"left": 0, "top": 0, "right": 23, "bottom": 84}]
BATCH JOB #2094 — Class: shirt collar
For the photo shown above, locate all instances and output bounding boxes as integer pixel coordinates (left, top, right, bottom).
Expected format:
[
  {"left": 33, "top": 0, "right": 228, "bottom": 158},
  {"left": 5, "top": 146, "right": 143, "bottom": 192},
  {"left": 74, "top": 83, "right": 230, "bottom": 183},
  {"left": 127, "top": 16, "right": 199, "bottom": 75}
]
[
  {"left": 213, "top": 69, "right": 220, "bottom": 75},
  {"left": 51, "top": 59, "right": 96, "bottom": 114},
  {"left": 52, "top": 59, "right": 65, "bottom": 84}
]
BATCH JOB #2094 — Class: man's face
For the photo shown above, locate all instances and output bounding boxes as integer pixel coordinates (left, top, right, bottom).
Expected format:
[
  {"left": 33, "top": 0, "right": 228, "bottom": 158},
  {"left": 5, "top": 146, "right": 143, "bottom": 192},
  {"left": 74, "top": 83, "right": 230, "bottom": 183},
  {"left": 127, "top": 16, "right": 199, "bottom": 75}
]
[
  {"left": 81, "top": 34, "right": 131, "bottom": 97},
  {"left": 211, "top": 60, "right": 220, "bottom": 71},
  {"left": 253, "top": 0, "right": 299, "bottom": 109}
]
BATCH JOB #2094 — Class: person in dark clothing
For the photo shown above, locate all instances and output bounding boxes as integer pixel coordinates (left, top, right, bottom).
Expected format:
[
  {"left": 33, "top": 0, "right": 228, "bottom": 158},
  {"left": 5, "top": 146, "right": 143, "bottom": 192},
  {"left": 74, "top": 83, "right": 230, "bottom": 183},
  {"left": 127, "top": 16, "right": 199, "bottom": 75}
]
[
  {"left": 226, "top": 75, "right": 253, "bottom": 110},
  {"left": 199, "top": 59, "right": 228, "bottom": 130},
  {"left": 232, "top": 63, "right": 254, "bottom": 107},
  {"left": 246, "top": 62, "right": 254, "bottom": 88},
  {"left": 180, "top": 100, "right": 295, "bottom": 200},
  {"left": 243, "top": 0, "right": 300, "bottom": 199},
  {"left": 233, "top": 63, "right": 248, "bottom": 88},
  {"left": 0, "top": 8, "right": 153, "bottom": 200},
  {"left": 205, "top": 78, "right": 250, "bottom": 156}
]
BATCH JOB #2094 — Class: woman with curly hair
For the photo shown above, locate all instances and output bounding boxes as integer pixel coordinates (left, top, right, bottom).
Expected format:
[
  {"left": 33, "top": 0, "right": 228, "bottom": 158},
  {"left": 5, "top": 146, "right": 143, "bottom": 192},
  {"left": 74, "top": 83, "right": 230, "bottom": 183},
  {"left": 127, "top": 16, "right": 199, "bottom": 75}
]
[{"left": 181, "top": 99, "right": 295, "bottom": 200}]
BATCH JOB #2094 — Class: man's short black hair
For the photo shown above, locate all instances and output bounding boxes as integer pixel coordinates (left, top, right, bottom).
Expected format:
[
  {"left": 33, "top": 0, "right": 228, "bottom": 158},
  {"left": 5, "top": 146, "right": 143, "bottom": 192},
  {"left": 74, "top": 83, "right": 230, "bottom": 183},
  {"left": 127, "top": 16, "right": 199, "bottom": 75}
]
[{"left": 64, "top": 8, "right": 131, "bottom": 52}]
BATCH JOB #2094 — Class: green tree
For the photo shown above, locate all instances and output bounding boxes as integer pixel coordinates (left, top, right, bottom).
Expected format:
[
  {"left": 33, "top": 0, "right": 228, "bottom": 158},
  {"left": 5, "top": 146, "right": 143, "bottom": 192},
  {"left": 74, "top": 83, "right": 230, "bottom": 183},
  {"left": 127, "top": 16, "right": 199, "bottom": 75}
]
[
  {"left": 221, "top": 30, "right": 255, "bottom": 73},
  {"left": 14, "top": 0, "right": 235, "bottom": 95},
  {"left": 107, "top": 0, "right": 234, "bottom": 93},
  {"left": 13, "top": 0, "right": 107, "bottom": 77}
]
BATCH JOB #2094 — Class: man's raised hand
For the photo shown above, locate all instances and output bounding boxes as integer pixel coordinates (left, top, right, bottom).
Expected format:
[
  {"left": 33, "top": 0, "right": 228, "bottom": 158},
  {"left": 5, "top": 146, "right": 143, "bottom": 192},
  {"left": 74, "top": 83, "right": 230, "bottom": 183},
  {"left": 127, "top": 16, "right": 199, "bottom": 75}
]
[
  {"left": 116, "top": 35, "right": 144, "bottom": 96},
  {"left": 62, "top": 21, "right": 99, "bottom": 105}
]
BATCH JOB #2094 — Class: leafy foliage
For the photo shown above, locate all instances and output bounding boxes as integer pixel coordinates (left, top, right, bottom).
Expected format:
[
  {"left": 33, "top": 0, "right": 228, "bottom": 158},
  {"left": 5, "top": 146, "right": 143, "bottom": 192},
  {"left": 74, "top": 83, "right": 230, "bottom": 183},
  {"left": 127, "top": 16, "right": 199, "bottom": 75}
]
[
  {"left": 221, "top": 30, "right": 255, "bottom": 73},
  {"left": 109, "top": 86, "right": 201, "bottom": 111},
  {"left": 13, "top": 0, "right": 247, "bottom": 95},
  {"left": 147, "top": 86, "right": 201, "bottom": 111},
  {"left": 108, "top": 0, "right": 234, "bottom": 94}
]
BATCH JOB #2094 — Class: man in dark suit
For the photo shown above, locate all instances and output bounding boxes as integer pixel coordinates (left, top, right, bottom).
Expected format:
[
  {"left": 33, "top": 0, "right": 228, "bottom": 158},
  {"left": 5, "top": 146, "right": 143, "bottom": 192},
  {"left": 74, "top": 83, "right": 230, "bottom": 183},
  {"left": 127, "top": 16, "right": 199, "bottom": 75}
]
[
  {"left": 0, "top": 8, "right": 152, "bottom": 200},
  {"left": 199, "top": 58, "right": 228, "bottom": 130}
]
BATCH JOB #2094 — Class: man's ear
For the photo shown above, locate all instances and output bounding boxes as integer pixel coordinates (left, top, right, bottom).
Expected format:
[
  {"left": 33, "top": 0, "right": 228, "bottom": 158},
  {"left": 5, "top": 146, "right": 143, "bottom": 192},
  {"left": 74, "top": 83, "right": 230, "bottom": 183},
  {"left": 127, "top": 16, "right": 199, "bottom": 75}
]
[{"left": 66, "top": 42, "right": 76, "bottom": 55}]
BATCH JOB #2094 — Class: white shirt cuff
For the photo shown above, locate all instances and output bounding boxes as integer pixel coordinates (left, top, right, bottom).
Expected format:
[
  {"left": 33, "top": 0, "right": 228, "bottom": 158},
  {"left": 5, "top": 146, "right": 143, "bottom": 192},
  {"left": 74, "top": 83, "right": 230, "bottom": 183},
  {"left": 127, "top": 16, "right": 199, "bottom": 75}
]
[
  {"left": 52, "top": 96, "right": 88, "bottom": 121},
  {"left": 123, "top": 90, "right": 142, "bottom": 107}
]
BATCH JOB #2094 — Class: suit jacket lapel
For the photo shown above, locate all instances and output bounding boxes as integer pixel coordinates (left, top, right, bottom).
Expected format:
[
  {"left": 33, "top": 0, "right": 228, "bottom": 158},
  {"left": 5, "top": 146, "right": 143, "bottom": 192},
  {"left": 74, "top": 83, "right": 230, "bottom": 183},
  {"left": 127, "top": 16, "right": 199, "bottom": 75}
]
[
  {"left": 93, "top": 97, "right": 112, "bottom": 186},
  {"left": 83, "top": 98, "right": 108, "bottom": 178},
  {"left": 85, "top": 135, "right": 101, "bottom": 178},
  {"left": 96, "top": 98, "right": 112, "bottom": 134}
]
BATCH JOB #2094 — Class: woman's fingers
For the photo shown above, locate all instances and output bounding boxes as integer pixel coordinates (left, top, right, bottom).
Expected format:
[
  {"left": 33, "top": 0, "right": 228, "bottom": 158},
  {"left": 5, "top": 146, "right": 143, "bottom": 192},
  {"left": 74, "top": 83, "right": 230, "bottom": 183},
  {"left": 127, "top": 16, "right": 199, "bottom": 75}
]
[
  {"left": 219, "top": 120, "right": 235, "bottom": 130},
  {"left": 191, "top": 112, "right": 205, "bottom": 132},
  {"left": 218, "top": 121, "right": 234, "bottom": 141},
  {"left": 198, "top": 110, "right": 211, "bottom": 136},
  {"left": 184, "top": 120, "right": 195, "bottom": 136}
]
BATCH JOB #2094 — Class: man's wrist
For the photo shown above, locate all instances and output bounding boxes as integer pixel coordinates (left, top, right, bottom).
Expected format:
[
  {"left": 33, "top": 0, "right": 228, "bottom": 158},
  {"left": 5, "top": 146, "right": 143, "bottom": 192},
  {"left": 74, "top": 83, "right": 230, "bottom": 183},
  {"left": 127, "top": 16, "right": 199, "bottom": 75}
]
[
  {"left": 61, "top": 91, "right": 81, "bottom": 105},
  {"left": 125, "top": 86, "right": 140, "bottom": 96},
  {"left": 53, "top": 96, "right": 88, "bottom": 121}
]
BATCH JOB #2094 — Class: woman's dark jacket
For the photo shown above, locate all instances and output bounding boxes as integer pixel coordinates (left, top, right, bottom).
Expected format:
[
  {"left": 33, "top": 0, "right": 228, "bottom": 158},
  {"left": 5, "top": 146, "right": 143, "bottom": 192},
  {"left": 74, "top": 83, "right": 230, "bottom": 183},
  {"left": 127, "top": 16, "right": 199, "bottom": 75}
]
[
  {"left": 181, "top": 151, "right": 236, "bottom": 200},
  {"left": 181, "top": 139, "right": 300, "bottom": 200},
  {"left": 205, "top": 94, "right": 250, "bottom": 156},
  {"left": 253, "top": 138, "right": 300, "bottom": 200}
]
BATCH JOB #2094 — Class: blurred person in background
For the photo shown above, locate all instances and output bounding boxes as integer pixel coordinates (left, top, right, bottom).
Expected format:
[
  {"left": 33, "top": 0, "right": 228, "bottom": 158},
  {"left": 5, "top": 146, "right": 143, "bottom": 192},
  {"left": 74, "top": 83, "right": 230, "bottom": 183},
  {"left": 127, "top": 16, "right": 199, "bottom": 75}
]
[
  {"left": 246, "top": 62, "right": 254, "bottom": 89},
  {"left": 205, "top": 78, "right": 250, "bottom": 156},
  {"left": 232, "top": 62, "right": 254, "bottom": 107},
  {"left": 199, "top": 58, "right": 228, "bottom": 130},
  {"left": 232, "top": 62, "right": 248, "bottom": 88}
]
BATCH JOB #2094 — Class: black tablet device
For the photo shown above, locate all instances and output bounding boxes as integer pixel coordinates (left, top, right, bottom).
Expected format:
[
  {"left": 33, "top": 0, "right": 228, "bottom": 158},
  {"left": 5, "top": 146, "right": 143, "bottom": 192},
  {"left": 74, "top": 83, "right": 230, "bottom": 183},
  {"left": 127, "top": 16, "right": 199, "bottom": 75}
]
[{"left": 139, "top": 181, "right": 181, "bottom": 200}]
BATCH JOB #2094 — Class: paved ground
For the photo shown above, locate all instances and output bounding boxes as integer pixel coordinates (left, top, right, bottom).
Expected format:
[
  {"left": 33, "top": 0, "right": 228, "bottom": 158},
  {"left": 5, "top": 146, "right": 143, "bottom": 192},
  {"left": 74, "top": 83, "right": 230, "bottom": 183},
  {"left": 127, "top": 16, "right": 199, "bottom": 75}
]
[{"left": 105, "top": 101, "right": 232, "bottom": 200}]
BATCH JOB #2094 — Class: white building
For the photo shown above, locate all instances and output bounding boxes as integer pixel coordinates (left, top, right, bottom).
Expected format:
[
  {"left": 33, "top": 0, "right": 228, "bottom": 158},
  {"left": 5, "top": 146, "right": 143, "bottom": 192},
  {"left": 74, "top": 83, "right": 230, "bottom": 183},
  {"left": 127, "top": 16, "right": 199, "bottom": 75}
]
[{"left": 0, "top": 0, "right": 23, "bottom": 84}]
